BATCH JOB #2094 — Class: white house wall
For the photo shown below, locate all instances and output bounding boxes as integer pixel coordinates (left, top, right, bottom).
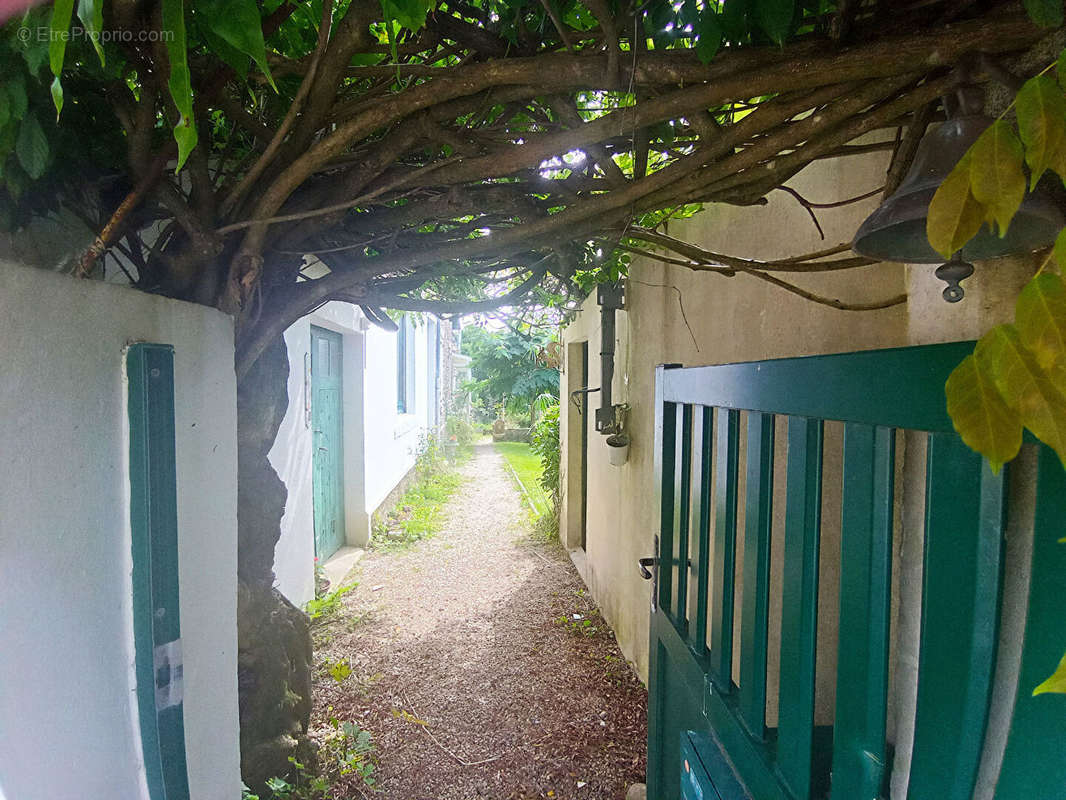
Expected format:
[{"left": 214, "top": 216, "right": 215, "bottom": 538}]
[
  {"left": 0, "top": 261, "right": 240, "bottom": 800},
  {"left": 271, "top": 305, "right": 436, "bottom": 608},
  {"left": 361, "top": 316, "right": 433, "bottom": 514}
]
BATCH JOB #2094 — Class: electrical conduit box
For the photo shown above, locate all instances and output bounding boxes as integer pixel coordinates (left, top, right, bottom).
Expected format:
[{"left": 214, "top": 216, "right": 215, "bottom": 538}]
[{"left": 680, "top": 731, "right": 751, "bottom": 800}]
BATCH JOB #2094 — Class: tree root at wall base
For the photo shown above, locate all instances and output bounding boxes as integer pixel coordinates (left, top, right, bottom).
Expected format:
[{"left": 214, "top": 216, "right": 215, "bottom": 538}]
[{"left": 237, "top": 580, "right": 316, "bottom": 793}]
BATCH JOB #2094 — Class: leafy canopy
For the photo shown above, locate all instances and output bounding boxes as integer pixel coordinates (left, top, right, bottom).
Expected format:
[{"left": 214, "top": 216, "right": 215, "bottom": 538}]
[
  {"left": 461, "top": 325, "right": 558, "bottom": 421},
  {"left": 0, "top": 0, "right": 1055, "bottom": 382}
]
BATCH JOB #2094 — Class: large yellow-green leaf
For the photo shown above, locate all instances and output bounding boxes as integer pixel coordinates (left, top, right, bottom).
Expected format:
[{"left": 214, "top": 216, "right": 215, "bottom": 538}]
[
  {"left": 1016, "top": 273, "right": 1066, "bottom": 374},
  {"left": 927, "top": 152, "right": 985, "bottom": 259},
  {"left": 1015, "top": 74, "right": 1066, "bottom": 186},
  {"left": 969, "top": 120, "right": 1026, "bottom": 236},
  {"left": 1033, "top": 649, "right": 1066, "bottom": 695},
  {"left": 945, "top": 353, "right": 1023, "bottom": 473},
  {"left": 977, "top": 324, "right": 1066, "bottom": 469},
  {"left": 1054, "top": 227, "right": 1066, "bottom": 271}
]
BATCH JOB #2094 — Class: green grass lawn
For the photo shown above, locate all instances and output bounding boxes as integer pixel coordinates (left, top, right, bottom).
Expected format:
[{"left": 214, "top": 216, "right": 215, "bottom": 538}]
[{"left": 494, "top": 441, "right": 551, "bottom": 519}]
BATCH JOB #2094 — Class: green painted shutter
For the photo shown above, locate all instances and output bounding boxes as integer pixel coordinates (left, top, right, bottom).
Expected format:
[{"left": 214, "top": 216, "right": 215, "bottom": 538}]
[{"left": 127, "top": 343, "right": 190, "bottom": 800}]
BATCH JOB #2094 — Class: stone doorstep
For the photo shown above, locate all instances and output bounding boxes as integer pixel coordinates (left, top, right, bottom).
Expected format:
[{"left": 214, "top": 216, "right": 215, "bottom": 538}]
[{"left": 321, "top": 546, "right": 365, "bottom": 590}]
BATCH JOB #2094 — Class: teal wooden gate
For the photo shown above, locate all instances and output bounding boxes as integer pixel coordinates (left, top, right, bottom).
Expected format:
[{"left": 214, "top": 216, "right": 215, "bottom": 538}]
[
  {"left": 648, "top": 341, "right": 1066, "bottom": 800},
  {"left": 311, "top": 326, "right": 346, "bottom": 560}
]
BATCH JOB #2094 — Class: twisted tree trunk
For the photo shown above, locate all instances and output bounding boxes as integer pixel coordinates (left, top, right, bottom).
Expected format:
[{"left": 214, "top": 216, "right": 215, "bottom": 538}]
[{"left": 234, "top": 335, "right": 315, "bottom": 792}]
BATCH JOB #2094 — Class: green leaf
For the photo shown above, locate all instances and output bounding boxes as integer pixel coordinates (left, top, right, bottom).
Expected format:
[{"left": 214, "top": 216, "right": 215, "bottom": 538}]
[
  {"left": 1015, "top": 74, "right": 1066, "bottom": 186},
  {"left": 0, "top": 93, "right": 8, "bottom": 131},
  {"left": 927, "top": 152, "right": 985, "bottom": 259},
  {"left": 754, "top": 0, "right": 793, "bottom": 44},
  {"left": 50, "top": 77, "right": 64, "bottom": 120},
  {"left": 383, "top": 0, "right": 436, "bottom": 32},
  {"left": 173, "top": 119, "right": 198, "bottom": 174},
  {"left": 969, "top": 121, "right": 1026, "bottom": 236},
  {"left": 695, "top": 10, "right": 723, "bottom": 64},
  {"left": 721, "top": 0, "right": 750, "bottom": 41},
  {"left": 0, "top": 120, "right": 16, "bottom": 159},
  {"left": 1054, "top": 227, "right": 1066, "bottom": 271},
  {"left": 1024, "top": 0, "right": 1064, "bottom": 28},
  {"left": 195, "top": 0, "right": 276, "bottom": 91},
  {"left": 7, "top": 76, "right": 27, "bottom": 122},
  {"left": 1033, "top": 649, "right": 1066, "bottom": 695},
  {"left": 15, "top": 113, "right": 49, "bottom": 180},
  {"left": 946, "top": 353, "right": 1023, "bottom": 473},
  {"left": 77, "top": 0, "right": 106, "bottom": 65},
  {"left": 1016, "top": 272, "right": 1066, "bottom": 375},
  {"left": 977, "top": 323, "right": 1066, "bottom": 470},
  {"left": 48, "top": 0, "right": 76, "bottom": 118},
  {"left": 198, "top": 24, "right": 250, "bottom": 80},
  {"left": 329, "top": 661, "right": 352, "bottom": 682},
  {"left": 1058, "top": 47, "right": 1066, "bottom": 91},
  {"left": 6, "top": 162, "right": 27, "bottom": 200},
  {"left": 18, "top": 33, "right": 50, "bottom": 76},
  {"left": 162, "top": 0, "right": 198, "bottom": 171}
]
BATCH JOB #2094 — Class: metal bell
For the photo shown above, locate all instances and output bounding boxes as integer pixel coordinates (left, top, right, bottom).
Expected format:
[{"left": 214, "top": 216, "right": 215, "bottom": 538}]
[{"left": 852, "top": 85, "right": 1063, "bottom": 301}]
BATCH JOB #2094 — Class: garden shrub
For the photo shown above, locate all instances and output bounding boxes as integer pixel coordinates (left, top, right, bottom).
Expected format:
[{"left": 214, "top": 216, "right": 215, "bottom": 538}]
[{"left": 530, "top": 402, "right": 560, "bottom": 505}]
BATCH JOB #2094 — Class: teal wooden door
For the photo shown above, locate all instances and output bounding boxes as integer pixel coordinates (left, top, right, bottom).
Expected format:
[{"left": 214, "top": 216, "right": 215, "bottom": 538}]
[
  {"left": 648, "top": 342, "right": 1066, "bottom": 800},
  {"left": 311, "top": 326, "right": 346, "bottom": 559}
]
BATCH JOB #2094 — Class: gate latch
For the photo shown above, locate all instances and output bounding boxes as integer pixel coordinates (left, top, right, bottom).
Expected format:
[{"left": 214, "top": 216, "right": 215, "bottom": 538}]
[{"left": 638, "top": 557, "right": 658, "bottom": 580}]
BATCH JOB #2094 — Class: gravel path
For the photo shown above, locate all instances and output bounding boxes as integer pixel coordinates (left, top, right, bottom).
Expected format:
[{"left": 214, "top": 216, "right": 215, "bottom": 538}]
[{"left": 310, "top": 444, "right": 648, "bottom": 800}]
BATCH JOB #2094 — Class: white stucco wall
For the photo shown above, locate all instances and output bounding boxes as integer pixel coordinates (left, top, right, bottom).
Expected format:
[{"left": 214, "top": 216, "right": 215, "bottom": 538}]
[
  {"left": 362, "top": 317, "right": 432, "bottom": 514},
  {"left": 0, "top": 261, "right": 240, "bottom": 800},
  {"left": 271, "top": 305, "right": 436, "bottom": 608}
]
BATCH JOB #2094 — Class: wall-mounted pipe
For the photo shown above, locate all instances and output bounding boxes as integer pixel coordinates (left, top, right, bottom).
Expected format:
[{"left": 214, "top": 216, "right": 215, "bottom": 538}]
[{"left": 595, "top": 281, "right": 625, "bottom": 434}]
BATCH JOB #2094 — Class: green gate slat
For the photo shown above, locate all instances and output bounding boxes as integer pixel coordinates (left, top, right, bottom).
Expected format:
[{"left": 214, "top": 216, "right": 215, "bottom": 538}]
[
  {"left": 660, "top": 342, "right": 976, "bottom": 431},
  {"left": 128, "top": 344, "right": 191, "bottom": 800},
  {"left": 739, "top": 412, "right": 774, "bottom": 739},
  {"left": 710, "top": 408, "right": 740, "bottom": 690},
  {"left": 691, "top": 407, "right": 714, "bottom": 657},
  {"left": 909, "top": 434, "right": 1005, "bottom": 800},
  {"left": 995, "top": 446, "right": 1066, "bottom": 797},
  {"left": 777, "top": 416, "right": 824, "bottom": 800},
  {"left": 830, "top": 424, "right": 894, "bottom": 800},
  {"left": 659, "top": 399, "right": 678, "bottom": 616},
  {"left": 675, "top": 404, "right": 694, "bottom": 628}
]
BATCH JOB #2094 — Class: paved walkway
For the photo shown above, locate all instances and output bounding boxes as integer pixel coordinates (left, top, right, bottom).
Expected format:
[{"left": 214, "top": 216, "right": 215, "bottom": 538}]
[{"left": 309, "top": 444, "right": 647, "bottom": 800}]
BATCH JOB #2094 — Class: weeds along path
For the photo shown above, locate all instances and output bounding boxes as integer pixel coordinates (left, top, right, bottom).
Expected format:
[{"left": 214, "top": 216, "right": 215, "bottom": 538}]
[{"left": 309, "top": 443, "right": 647, "bottom": 800}]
